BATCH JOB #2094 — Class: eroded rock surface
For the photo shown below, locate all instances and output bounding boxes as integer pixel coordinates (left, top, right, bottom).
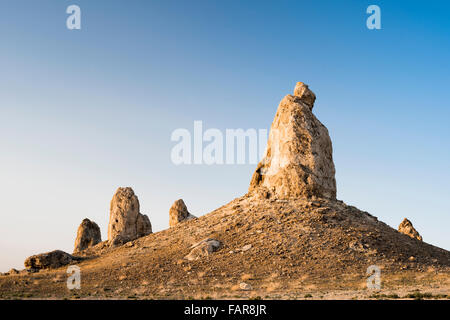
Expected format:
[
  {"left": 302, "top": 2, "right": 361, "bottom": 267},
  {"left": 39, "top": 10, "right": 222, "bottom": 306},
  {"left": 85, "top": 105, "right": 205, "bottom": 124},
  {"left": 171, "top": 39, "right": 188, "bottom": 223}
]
[
  {"left": 169, "top": 199, "right": 196, "bottom": 227},
  {"left": 398, "top": 218, "right": 423, "bottom": 241},
  {"left": 249, "top": 82, "right": 336, "bottom": 200},
  {"left": 73, "top": 218, "right": 101, "bottom": 253},
  {"left": 108, "top": 187, "right": 152, "bottom": 245}
]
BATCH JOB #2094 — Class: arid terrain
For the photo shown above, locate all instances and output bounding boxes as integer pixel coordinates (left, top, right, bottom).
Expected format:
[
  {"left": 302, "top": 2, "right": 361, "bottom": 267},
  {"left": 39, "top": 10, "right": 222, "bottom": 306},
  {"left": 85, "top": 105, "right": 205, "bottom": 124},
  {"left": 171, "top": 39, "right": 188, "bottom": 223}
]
[{"left": 1, "top": 83, "right": 449, "bottom": 300}]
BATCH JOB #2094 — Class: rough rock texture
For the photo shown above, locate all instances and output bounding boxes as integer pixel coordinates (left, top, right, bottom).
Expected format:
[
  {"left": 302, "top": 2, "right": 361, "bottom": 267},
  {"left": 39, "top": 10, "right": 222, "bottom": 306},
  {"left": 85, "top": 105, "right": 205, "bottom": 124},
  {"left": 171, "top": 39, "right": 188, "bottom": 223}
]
[
  {"left": 108, "top": 187, "right": 152, "bottom": 245},
  {"left": 73, "top": 218, "right": 102, "bottom": 253},
  {"left": 249, "top": 83, "right": 336, "bottom": 200},
  {"left": 169, "top": 199, "right": 196, "bottom": 227},
  {"left": 184, "top": 238, "right": 222, "bottom": 261},
  {"left": 398, "top": 218, "right": 423, "bottom": 241},
  {"left": 24, "top": 250, "right": 82, "bottom": 270},
  {"left": 8, "top": 269, "right": 19, "bottom": 275},
  {"left": 137, "top": 214, "right": 152, "bottom": 237}
]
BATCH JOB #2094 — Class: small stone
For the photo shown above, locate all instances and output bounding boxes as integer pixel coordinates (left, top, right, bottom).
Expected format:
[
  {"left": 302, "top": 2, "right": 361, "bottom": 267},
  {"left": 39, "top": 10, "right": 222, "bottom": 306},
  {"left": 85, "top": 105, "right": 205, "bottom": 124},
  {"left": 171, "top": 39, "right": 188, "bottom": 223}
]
[
  {"left": 241, "top": 244, "right": 252, "bottom": 252},
  {"left": 293, "top": 82, "right": 316, "bottom": 109},
  {"left": 248, "top": 82, "right": 336, "bottom": 200},
  {"left": 239, "top": 282, "right": 252, "bottom": 291}
]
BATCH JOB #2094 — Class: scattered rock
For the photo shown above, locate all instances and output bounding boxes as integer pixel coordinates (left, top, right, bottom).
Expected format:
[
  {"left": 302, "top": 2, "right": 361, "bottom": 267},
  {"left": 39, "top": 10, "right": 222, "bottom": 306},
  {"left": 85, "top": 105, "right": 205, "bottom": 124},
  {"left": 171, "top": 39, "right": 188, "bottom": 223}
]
[
  {"left": 241, "top": 244, "right": 252, "bottom": 252},
  {"left": 184, "top": 239, "right": 222, "bottom": 261},
  {"left": 398, "top": 218, "right": 423, "bottom": 241},
  {"left": 73, "top": 218, "right": 102, "bottom": 253},
  {"left": 24, "top": 250, "right": 83, "bottom": 270},
  {"left": 169, "top": 199, "right": 196, "bottom": 227},
  {"left": 108, "top": 187, "right": 152, "bottom": 246},
  {"left": 293, "top": 82, "right": 316, "bottom": 109},
  {"left": 239, "top": 282, "right": 252, "bottom": 291},
  {"left": 249, "top": 82, "right": 336, "bottom": 200}
]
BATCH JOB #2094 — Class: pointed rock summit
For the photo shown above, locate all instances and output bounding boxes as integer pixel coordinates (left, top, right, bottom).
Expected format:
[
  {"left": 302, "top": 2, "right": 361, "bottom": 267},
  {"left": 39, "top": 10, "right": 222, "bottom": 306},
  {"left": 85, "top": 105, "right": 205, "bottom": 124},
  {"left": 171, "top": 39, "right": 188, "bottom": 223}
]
[
  {"left": 108, "top": 187, "right": 152, "bottom": 245},
  {"left": 398, "top": 218, "right": 423, "bottom": 241},
  {"left": 249, "top": 82, "right": 336, "bottom": 200}
]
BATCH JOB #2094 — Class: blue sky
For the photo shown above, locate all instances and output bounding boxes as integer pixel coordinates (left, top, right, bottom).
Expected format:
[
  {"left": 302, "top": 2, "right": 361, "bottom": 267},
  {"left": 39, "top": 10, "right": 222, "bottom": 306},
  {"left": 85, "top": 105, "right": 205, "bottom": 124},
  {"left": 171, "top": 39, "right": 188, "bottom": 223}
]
[{"left": 0, "top": 0, "right": 449, "bottom": 272}]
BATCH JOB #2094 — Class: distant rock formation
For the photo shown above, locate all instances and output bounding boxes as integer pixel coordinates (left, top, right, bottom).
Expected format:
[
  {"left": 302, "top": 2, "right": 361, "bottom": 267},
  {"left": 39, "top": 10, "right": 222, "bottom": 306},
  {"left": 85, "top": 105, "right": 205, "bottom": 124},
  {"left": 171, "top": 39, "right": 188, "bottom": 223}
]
[
  {"left": 24, "top": 250, "right": 83, "bottom": 270},
  {"left": 398, "top": 218, "right": 423, "bottom": 241},
  {"left": 169, "top": 199, "right": 196, "bottom": 227},
  {"left": 249, "top": 82, "right": 336, "bottom": 200},
  {"left": 108, "top": 187, "right": 152, "bottom": 245},
  {"left": 73, "top": 218, "right": 102, "bottom": 253}
]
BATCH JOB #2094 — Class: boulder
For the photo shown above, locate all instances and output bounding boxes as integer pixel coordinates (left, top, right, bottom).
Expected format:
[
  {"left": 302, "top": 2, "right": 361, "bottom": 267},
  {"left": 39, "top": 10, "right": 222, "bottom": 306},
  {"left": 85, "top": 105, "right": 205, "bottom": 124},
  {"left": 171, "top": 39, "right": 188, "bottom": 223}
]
[
  {"left": 398, "top": 218, "right": 423, "bottom": 241},
  {"left": 73, "top": 218, "right": 101, "bottom": 253},
  {"left": 249, "top": 82, "right": 336, "bottom": 200},
  {"left": 184, "top": 239, "right": 222, "bottom": 261},
  {"left": 169, "top": 199, "right": 196, "bottom": 227},
  {"left": 108, "top": 187, "right": 152, "bottom": 245},
  {"left": 24, "top": 250, "right": 83, "bottom": 270}
]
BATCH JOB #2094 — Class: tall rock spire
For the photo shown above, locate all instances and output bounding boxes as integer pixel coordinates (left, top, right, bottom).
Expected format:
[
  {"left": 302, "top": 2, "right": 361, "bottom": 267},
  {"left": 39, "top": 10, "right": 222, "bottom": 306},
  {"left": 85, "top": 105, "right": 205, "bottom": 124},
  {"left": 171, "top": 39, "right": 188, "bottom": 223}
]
[{"left": 249, "top": 82, "right": 336, "bottom": 199}]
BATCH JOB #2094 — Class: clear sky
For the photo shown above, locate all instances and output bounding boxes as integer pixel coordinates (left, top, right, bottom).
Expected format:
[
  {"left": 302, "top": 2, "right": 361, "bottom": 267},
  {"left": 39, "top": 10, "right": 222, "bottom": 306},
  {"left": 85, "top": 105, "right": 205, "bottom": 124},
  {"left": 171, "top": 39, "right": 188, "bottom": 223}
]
[{"left": 1, "top": 0, "right": 449, "bottom": 272}]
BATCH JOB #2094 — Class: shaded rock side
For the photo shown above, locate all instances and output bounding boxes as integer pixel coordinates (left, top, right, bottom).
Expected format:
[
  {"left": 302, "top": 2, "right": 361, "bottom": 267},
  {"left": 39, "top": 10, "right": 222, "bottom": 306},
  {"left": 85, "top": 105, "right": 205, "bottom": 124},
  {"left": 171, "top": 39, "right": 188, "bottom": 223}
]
[
  {"left": 249, "top": 82, "right": 336, "bottom": 200},
  {"left": 107, "top": 187, "right": 152, "bottom": 244},
  {"left": 24, "top": 250, "right": 83, "bottom": 270},
  {"left": 169, "top": 199, "right": 196, "bottom": 227},
  {"left": 73, "top": 218, "right": 102, "bottom": 253},
  {"left": 398, "top": 218, "right": 423, "bottom": 241}
]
